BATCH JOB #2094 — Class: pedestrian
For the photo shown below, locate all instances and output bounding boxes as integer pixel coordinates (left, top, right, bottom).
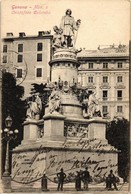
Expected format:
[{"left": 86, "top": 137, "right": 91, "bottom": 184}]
[
  {"left": 105, "top": 176, "right": 111, "bottom": 190},
  {"left": 107, "top": 170, "right": 118, "bottom": 190},
  {"left": 75, "top": 171, "right": 82, "bottom": 191},
  {"left": 82, "top": 167, "right": 91, "bottom": 190},
  {"left": 57, "top": 168, "right": 66, "bottom": 191}
]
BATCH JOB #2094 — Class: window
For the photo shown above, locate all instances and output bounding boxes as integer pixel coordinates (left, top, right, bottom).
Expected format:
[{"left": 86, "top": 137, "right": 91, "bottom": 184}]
[
  {"left": 117, "top": 90, "right": 122, "bottom": 100},
  {"left": 37, "top": 43, "right": 43, "bottom": 51},
  {"left": 118, "top": 62, "right": 123, "bottom": 68},
  {"left": 117, "top": 76, "right": 122, "bottom": 83},
  {"left": 3, "top": 55, "right": 7, "bottom": 63},
  {"left": 36, "top": 68, "right": 42, "bottom": 77},
  {"left": 117, "top": 106, "right": 123, "bottom": 113},
  {"left": 88, "top": 76, "right": 93, "bottom": 83},
  {"left": 102, "top": 106, "right": 108, "bottom": 113},
  {"left": 17, "top": 54, "right": 23, "bottom": 62},
  {"left": 103, "top": 76, "right": 108, "bottom": 83},
  {"left": 18, "top": 44, "right": 23, "bottom": 52},
  {"left": 103, "top": 90, "right": 108, "bottom": 100},
  {"left": 3, "top": 45, "right": 7, "bottom": 53},
  {"left": 37, "top": 54, "right": 42, "bottom": 62},
  {"left": 88, "top": 63, "right": 93, "bottom": 69},
  {"left": 17, "top": 69, "right": 22, "bottom": 78},
  {"left": 103, "top": 63, "right": 108, "bottom": 68}
]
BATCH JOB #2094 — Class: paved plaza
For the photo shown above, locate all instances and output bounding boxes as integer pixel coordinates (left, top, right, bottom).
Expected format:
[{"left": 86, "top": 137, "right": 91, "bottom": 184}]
[{"left": 8, "top": 181, "right": 129, "bottom": 193}]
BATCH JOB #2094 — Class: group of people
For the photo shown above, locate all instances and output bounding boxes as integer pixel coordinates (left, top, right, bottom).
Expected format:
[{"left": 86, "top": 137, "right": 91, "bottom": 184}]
[
  {"left": 56, "top": 168, "right": 118, "bottom": 191},
  {"left": 57, "top": 167, "right": 91, "bottom": 191}
]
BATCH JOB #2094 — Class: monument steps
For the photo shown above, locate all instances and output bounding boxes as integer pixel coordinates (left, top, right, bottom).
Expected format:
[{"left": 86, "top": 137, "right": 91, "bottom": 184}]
[
  {"left": 11, "top": 180, "right": 129, "bottom": 193},
  {"left": 11, "top": 179, "right": 76, "bottom": 190}
]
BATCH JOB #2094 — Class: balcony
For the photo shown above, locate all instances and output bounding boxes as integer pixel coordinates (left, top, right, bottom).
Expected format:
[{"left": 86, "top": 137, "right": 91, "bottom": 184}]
[
  {"left": 100, "top": 83, "right": 111, "bottom": 89},
  {"left": 87, "top": 83, "right": 96, "bottom": 89},
  {"left": 117, "top": 97, "right": 122, "bottom": 101},
  {"left": 102, "top": 97, "right": 108, "bottom": 101},
  {"left": 114, "top": 84, "right": 125, "bottom": 89}
]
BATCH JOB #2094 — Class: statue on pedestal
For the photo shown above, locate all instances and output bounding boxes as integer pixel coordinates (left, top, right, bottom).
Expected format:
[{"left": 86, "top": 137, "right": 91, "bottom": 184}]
[
  {"left": 53, "top": 26, "right": 63, "bottom": 50},
  {"left": 82, "top": 91, "right": 103, "bottom": 118},
  {"left": 60, "top": 9, "right": 81, "bottom": 48},
  {"left": 48, "top": 88, "right": 61, "bottom": 114},
  {"left": 53, "top": 9, "right": 81, "bottom": 49},
  {"left": 88, "top": 91, "right": 102, "bottom": 118},
  {"left": 26, "top": 94, "right": 42, "bottom": 120}
]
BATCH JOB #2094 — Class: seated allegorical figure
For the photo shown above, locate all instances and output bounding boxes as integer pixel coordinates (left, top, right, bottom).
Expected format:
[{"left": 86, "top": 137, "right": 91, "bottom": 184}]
[
  {"left": 26, "top": 94, "right": 42, "bottom": 120},
  {"left": 48, "top": 89, "right": 61, "bottom": 114},
  {"left": 53, "top": 26, "right": 63, "bottom": 50},
  {"left": 87, "top": 91, "right": 103, "bottom": 118}
]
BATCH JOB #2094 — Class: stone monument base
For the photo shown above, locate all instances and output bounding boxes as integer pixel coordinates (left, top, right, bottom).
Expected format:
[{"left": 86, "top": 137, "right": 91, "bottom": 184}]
[
  {"left": 11, "top": 137, "right": 118, "bottom": 188},
  {"left": 11, "top": 114, "right": 118, "bottom": 189}
]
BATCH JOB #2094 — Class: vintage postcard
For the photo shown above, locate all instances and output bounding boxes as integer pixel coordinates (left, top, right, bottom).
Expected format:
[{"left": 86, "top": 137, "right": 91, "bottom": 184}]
[{"left": 0, "top": 0, "right": 130, "bottom": 193}]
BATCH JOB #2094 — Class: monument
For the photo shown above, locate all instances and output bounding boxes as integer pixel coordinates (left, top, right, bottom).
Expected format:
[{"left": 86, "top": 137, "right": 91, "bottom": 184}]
[{"left": 11, "top": 9, "right": 118, "bottom": 189}]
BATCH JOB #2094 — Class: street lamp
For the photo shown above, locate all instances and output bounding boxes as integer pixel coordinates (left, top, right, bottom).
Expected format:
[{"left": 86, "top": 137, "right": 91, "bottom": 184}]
[
  {"left": 2, "top": 115, "right": 19, "bottom": 191},
  {"left": 5, "top": 116, "right": 13, "bottom": 129}
]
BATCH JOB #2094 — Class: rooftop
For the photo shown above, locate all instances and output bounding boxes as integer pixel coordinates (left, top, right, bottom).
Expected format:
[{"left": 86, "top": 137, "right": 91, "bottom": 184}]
[
  {"left": 3, "top": 31, "right": 53, "bottom": 40},
  {"left": 77, "top": 44, "right": 129, "bottom": 58}
]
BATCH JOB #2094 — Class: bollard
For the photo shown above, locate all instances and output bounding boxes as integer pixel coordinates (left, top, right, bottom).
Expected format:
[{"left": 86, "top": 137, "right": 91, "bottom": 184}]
[
  {"left": 75, "top": 172, "right": 82, "bottom": 191},
  {"left": 41, "top": 174, "right": 49, "bottom": 191}
]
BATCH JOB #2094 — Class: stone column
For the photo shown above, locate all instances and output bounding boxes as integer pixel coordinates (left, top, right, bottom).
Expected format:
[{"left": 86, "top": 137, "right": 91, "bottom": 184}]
[{"left": 49, "top": 49, "right": 80, "bottom": 83}]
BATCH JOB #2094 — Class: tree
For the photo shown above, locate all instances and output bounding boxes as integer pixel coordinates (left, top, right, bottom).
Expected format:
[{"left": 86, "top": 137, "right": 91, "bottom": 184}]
[
  {"left": 2, "top": 72, "right": 26, "bottom": 172},
  {"left": 106, "top": 117, "right": 130, "bottom": 182}
]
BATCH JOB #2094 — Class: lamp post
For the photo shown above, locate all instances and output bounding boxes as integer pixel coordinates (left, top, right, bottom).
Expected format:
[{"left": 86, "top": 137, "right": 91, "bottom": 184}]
[{"left": 2, "top": 115, "right": 19, "bottom": 192}]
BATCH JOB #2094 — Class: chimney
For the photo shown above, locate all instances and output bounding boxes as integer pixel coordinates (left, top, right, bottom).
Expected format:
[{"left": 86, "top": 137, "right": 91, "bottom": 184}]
[
  {"left": 19, "top": 32, "right": 26, "bottom": 37},
  {"left": 6, "top": 32, "right": 13, "bottom": 37},
  {"left": 38, "top": 31, "right": 44, "bottom": 36},
  {"left": 38, "top": 31, "right": 51, "bottom": 36}
]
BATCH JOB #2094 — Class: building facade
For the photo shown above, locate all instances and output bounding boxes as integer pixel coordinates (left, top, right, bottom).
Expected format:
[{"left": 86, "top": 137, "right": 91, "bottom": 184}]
[
  {"left": 2, "top": 33, "right": 129, "bottom": 120},
  {"left": 77, "top": 45, "right": 129, "bottom": 120},
  {"left": 2, "top": 31, "right": 53, "bottom": 96}
]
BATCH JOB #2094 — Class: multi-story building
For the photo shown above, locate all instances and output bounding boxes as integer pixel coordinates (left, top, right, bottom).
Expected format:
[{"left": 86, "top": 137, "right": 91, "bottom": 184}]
[
  {"left": 2, "top": 32, "right": 129, "bottom": 120},
  {"left": 2, "top": 31, "right": 53, "bottom": 96},
  {"left": 77, "top": 44, "right": 129, "bottom": 120}
]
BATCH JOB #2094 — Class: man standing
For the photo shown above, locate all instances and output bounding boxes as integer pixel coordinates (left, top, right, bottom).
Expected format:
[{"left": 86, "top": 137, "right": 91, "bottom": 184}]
[
  {"left": 57, "top": 168, "right": 66, "bottom": 191},
  {"left": 107, "top": 170, "right": 118, "bottom": 190},
  {"left": 82, "top": 167, "right": 91, "bottom": 190},
  {"left": 60, "top": 9, "right": 81, "bottom": 47}
]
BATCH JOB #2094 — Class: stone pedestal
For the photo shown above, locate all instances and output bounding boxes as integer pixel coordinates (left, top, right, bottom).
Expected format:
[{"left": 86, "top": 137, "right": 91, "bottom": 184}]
[
  {"left": 43, "top": 112, "right": 65, "bottom": 141},
  {"left": 11, "top": 141, "right": 118, "bottom": 186},
  {"left": 2, "top": 176, "right": 11, "bottom": 192},
  {"left": 88, "top": 118, "right": 107, "bottom": 140},
  {"left": 49, "top": 49, "right": 80, "bottom": 83},
  {"left": 22, "top": 119, "right": 43, "bottom": 144}
]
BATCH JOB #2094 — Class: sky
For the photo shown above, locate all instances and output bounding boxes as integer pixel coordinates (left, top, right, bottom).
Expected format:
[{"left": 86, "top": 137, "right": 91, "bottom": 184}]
[{"left": 1, "top": 0, "right": 130, "bottom": 49}]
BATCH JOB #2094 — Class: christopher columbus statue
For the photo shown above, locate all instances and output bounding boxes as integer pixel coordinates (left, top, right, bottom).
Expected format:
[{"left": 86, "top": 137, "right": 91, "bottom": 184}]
[{"left": 60, "top": 9, "right": 81, "bottom": 48}]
